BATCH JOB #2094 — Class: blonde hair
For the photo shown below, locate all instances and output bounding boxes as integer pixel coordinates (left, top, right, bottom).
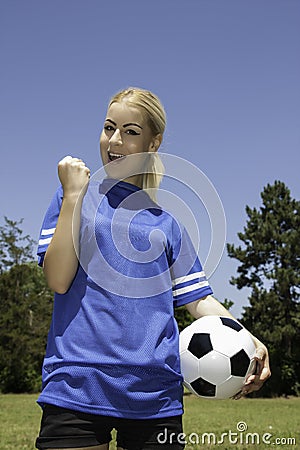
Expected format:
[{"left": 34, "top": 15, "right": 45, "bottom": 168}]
[{"left": 109, "top": 87, "right": 166, "bottom": 202}]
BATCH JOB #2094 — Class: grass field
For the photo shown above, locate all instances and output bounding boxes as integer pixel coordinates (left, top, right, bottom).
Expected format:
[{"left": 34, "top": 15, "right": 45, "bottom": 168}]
[{"left": 0, "top": 394, "right": 299, "bottom": 449}]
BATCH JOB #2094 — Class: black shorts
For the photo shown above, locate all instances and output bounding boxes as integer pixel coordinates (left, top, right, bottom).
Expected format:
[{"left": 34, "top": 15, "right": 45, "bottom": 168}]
[{"left": 36, "top": 404, "right": 185, "bottom": 449}]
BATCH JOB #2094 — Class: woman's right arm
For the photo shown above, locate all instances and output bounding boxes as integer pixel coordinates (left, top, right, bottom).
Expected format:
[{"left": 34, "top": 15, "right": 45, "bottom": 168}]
[{"left": 43, "top": 156, "right": 90, "bottom": 294}]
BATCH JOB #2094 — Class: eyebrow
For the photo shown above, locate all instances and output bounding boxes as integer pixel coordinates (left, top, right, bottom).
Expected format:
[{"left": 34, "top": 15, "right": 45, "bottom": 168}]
[
  {"left": 124, "top": 122, "right": 143, "bottom": 129},
  {"left": 105, "top": 119, "right": 143, "bottom": 129}
]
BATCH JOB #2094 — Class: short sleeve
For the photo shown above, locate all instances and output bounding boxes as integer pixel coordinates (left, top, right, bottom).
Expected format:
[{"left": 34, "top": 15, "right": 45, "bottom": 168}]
[
  {"left": 169, "top": 223, "right": 213, "bottom": 307},
  {"left": 37, "top": 186, "right": 63, "bottom": 267}
]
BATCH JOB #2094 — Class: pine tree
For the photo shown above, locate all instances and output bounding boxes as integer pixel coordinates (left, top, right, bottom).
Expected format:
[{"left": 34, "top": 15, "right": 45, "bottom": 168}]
[
  {"left": 0, "top": 218, "right": 53, "bottom": 392},
  {"left": 174, "top": 306, "right": 193, "bottom": 332},
  {"left": 0, "top": 217, "right": 35, "bottom": 273},
  {"left": 227, "top": 181, "right": 300, "bottom": 396}
]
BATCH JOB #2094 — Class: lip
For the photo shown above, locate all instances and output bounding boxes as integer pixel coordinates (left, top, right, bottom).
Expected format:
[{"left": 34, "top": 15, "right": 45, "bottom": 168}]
[{"left": 107, "top": 149, "right": 127, "bottom": 163}]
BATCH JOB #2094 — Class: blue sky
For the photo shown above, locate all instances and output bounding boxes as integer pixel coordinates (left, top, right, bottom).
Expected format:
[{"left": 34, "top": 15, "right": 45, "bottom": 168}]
[{"left": 1, "top": 0, "right": 299, "bottom": 317}]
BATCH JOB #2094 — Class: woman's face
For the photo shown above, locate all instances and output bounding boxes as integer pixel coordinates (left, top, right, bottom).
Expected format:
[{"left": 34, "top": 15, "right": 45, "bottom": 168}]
[{"left": 100, "top": 101, "right": 157, "bottom": 185}]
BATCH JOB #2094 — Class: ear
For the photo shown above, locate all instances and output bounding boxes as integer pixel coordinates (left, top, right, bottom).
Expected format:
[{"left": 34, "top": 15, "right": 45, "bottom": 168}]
[{"left": 149, "top": 134, "right": 162, "bottom": 153}]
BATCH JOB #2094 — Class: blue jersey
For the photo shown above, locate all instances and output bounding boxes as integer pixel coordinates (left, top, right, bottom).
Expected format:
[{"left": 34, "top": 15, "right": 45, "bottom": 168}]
[{"left": 37, "top": 178, "right": 213, "bottom": 418}]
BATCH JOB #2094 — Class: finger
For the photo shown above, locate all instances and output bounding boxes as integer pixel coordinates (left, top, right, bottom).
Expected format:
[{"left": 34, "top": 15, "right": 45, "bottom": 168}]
[
  {"left": 244, "top": 374, "right": 256, "bottom": 385},
  {"left": 254, "top": 347, "right": 266, "bottom": 361},
  {"left": 76, "top": 160, "right": 90, "bottom": 169},
  {"left": 254, "top": 347, "right": 271, "bottom": 376},
  {"left": 241, "top": 354, "right": 270, "bottom": 396},
  {"left": 243, "top": 373, "right": 266, "bottom": 394},
  {"left": 80, "top": 163, "right": 90, "bottom": 172},
  {"left": 254, "top": 356, "right": 271, "bottom": 382},
  {"left": 232, "top": 389, "right": 244, "bottom": 400},
  {"left": 60, "top": 156, "right": 84, "bottom": 164},
  {"left": 59, "top": 155, "right": 73, "bottom": 164},
  {"left": 259, "top": 366, "right": 271, "bottom": 383},
  {"left": 245, "top": 383, "right": 262, "bottom": 394}
]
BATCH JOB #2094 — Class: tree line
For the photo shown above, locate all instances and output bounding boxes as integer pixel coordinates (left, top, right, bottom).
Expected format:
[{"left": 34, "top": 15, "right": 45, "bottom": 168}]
[{"left": 0, "top": 180, "right": 299, "bottom": 396}]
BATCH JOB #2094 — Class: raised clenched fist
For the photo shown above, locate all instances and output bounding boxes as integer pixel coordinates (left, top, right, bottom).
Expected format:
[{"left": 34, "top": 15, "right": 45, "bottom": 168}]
[{"left": 58, "top": 156, "right": 90, "bottom": 198}]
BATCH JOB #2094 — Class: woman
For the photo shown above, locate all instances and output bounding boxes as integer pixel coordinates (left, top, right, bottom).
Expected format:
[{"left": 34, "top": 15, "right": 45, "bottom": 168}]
[{"left": 36, "top": 87, "right": 270, "bottom": 450}]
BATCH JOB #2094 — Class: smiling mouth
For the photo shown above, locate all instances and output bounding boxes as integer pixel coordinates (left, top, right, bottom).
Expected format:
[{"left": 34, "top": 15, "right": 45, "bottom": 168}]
[{"left": 108, "top": 150, "right": 126, "bottom": 162}]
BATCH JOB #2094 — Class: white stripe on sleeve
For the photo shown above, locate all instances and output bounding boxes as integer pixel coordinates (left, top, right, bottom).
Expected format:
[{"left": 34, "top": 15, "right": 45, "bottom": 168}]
[
  {"left": 38, "top": 237, "right": 53, "bottom": 246},
  {"left": 172, "top": 271, "right": 205, "bottom": 287},
  {"left": 41, "top": 227, "right": 56, "bottom": 236},
  {"left": 172, "top": 280, "right": 210, "bottom": 298}
]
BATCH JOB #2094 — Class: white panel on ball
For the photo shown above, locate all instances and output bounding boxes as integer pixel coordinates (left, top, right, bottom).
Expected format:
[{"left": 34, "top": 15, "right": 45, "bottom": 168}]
[
  {"left": 180, "top": 350, "right": 201, "bottom": 382},
  {"left": 216, "top": 376, "right": 245, "bottom": 399},
  {"left": 199, "top": 350, "right": 231, "bottom": 385}
]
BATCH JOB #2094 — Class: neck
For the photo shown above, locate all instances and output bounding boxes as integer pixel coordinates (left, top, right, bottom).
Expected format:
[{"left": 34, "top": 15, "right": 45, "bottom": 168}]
[{"left": 122, "top": 174, "right": 143, "bottom": 189}]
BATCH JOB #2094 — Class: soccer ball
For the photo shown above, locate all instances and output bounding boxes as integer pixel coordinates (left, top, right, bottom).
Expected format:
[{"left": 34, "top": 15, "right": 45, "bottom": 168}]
[{"left": 179, "top": 316, "right": 256, "bottom": 399}]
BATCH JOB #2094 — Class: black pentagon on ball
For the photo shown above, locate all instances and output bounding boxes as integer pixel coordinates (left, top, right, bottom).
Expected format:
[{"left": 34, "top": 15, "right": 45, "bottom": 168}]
[
  {"left": 220, "top": 316, "right": 243, "bottom": 332},
  {"left": 191, "top": 377, "right": 216, "bottom": 397},
  {"left": 230, "top": 349, "right": 251, "bottom": 377},
  {"left": 188, "top": 333, "right": 213, "bottom": 359}
]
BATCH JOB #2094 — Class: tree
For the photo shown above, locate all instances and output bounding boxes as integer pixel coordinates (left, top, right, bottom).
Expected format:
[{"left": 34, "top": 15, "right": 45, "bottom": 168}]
[
  {"left": 0, "top": 218, "right": 53, "bottom": 392},
  {"left": 227, "top": 181, "right": 300, "bottom": 396},
  {"left": 0, "top": 262, "right": 53, "bottom": 392},
  {"left": 0, "top": 217, "right": 35, "bottom": 273},
  {"left": 174, "top": 306, "right": 193, "bottom": 332}
]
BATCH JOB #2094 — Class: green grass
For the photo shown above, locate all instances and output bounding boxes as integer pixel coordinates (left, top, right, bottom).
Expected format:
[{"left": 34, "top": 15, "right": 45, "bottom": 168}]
[
  {"left": 0, "top": 394, "right": 299, "bottom": 449},
  {"left": 0, "top": 394, "right": 41, "bottom": 450},
  {"left": 182, "top": 394, "right": 299, "bottom": 449}
]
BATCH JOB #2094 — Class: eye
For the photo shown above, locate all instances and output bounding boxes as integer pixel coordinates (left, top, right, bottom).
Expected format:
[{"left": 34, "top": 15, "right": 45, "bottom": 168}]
[
  {"left": 125, "top": 129, "right": 140, "bottom": 136},
  {"left": 104, "top": 125, "right": 115, "bottom": 132}
]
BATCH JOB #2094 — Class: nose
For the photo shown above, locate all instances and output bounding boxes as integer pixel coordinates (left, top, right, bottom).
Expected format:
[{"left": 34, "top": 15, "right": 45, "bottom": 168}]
[{"left": 109, "top": 128, "right": 122, "bottom": 146}]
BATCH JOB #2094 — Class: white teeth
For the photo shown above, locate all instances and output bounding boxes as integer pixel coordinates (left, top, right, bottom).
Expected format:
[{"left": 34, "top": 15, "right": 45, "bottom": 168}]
[{"left": 109, "top": 151, "right": 125, "bottom": 159}]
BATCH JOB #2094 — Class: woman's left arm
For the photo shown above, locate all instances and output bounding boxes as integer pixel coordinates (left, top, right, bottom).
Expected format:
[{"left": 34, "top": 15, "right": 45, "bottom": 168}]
[{"left": 185, "top": 295, "right": 271, "bottom": 397}]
